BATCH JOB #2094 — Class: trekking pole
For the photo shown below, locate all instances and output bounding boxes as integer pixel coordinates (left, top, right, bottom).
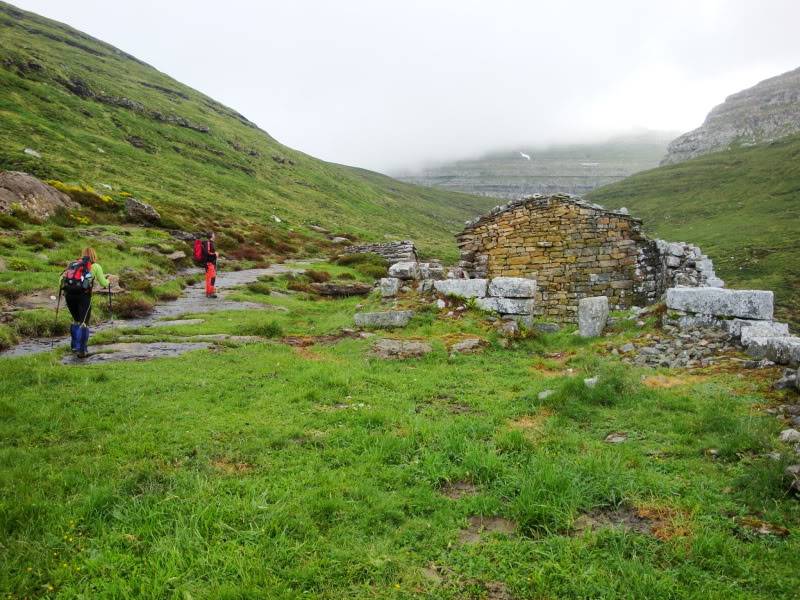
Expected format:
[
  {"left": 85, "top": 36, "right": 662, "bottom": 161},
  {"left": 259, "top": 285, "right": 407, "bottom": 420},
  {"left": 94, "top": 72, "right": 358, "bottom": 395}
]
[
  {"left": 108, "top": 286, "right": 113, "bottom": 324},
  {"left": 52, "top": 282, "right": 63, "bottom": 350}
]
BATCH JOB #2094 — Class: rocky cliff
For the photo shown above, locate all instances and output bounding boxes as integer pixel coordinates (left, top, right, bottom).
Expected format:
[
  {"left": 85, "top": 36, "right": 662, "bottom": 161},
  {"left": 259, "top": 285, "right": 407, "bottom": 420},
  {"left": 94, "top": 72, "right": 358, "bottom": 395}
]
[{"left": 662, "top": 66, "right": 800, "bottom": 165}]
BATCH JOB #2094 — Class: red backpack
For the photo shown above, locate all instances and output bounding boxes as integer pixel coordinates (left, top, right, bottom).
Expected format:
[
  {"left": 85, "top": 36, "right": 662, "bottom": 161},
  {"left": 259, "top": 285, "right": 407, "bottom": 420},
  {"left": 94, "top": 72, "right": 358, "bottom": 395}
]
[
  {"left": 193, "top": 239, "right": 207, "bottom": 264},
  {"left": 63, "top": 257, "right": 94, "bottom": 292}
]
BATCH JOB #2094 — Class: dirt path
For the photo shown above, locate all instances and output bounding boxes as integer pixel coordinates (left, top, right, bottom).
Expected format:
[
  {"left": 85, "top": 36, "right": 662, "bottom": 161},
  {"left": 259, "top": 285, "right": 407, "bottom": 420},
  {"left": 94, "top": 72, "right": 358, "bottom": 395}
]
[{"left": 1, "top": 263, "right": 307, "bottom": 359}]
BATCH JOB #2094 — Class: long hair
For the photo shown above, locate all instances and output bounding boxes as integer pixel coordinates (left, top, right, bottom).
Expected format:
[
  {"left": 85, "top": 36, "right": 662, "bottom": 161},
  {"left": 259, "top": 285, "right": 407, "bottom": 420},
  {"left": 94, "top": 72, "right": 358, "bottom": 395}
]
[{"left": 81, "top": 247, "right": 98, "bottom": 263}]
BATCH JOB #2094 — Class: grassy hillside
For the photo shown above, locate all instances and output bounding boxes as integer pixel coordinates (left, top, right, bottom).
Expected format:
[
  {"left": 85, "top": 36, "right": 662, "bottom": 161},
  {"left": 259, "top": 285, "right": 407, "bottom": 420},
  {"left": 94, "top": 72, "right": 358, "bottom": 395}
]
[
  {"left": 588, "top": 134, "right": 800, "bottom": 324},
  {"left": 0, "top": 1, "right": 494, "bottom": 259}
]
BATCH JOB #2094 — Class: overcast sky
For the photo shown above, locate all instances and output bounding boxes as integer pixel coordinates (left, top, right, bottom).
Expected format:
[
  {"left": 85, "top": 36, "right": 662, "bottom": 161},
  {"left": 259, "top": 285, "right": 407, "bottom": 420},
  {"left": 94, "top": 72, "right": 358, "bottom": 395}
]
[{"left": 14, "top": 0, "right": 800, "bottom": 172}]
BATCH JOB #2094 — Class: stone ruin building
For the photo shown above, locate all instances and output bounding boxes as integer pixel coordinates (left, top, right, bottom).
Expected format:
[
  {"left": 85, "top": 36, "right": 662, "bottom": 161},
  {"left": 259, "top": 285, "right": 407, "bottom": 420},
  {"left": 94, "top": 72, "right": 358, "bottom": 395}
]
[{"left": 456, "top": 194, "right": 723, "bottom": 321}]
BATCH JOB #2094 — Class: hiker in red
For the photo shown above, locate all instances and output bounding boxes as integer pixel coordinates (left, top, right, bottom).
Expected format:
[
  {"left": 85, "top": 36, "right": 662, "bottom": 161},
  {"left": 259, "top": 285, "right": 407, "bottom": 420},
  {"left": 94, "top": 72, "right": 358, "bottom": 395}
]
[{"left": 204, "top": 232, "right": 219, "bottom": 298}]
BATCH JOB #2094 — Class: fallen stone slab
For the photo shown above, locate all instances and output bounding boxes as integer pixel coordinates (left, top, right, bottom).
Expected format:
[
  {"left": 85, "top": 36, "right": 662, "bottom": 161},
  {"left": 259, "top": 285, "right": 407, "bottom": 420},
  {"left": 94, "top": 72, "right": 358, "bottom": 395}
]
[
  {"left": 578, "top": 296, "right": 609, "bottom": 338},
  {"left": 746, "top": 336, "right": 800, "bottom": 366},
  {"left": 61, "top": 342, "right": 210, "bottom": 364},
  {"left": 379, "top": 277, "right": 401, "bottom": 297},
  {"left": 740, "top": 321, "right": 790, "bottom": 346},
  {"left": 665, "top": 288, "right": 773, "bottom": 320},
  {"left": 419, "top": 262, "right": 445, "bottom": 280},
  {"left": 488, "top": 277, "right": 537, "bottom": 298},
  {"left": 370, "top": 338, "right": 432, "bottom": 359},
  {"left": 434, "top": 279, "right": 488, "bottom": 298},
  {"left": 476, "top": 296, "right": 535, "bottom": 315},
  {"left": 448, "top": 337, "right": 485, "bottom": 355},
  {"left": 388, "top": 261, "right": 419, "bottom": 280},
  {"left": 354, "top": 310, "right": 414, "bottom": 328}
]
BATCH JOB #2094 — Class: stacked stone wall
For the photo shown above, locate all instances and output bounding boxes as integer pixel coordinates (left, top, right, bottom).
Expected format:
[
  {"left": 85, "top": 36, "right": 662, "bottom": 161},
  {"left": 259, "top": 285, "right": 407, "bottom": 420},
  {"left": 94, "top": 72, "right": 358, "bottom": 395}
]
[
  {"left": 344, "top": 240, "right": 417, "bottom": 264},
  {"left": 456, "top": 195, "right": 720, "bottom": 321}
]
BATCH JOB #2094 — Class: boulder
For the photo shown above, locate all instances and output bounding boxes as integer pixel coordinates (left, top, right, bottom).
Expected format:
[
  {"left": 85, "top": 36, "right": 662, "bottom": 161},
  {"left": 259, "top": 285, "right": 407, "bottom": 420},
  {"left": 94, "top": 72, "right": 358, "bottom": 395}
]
[
  {"left": 311, "top": 282, "right": 372, "bottom": 297},
  {"left": 167, "top": 250, "right": 186, "bottom": 261},
  {"left": 0, "top": 171, "right": 78, "bottom": 220},
  {"left": 330, "top": 237, "right": 350, "bottom": 245},
  {"left": 779, "top": 429, "right": 800, "bottom": 443},
  {"left": 448, "top": 337, "right": 485, "bottom": 355},
  {"left": 125, "top": 197, "right": 161, "bottom": 224},
  {"left": 488, "top": 277, "right": 537, "bottom": 298},
  {"left": 740, "top": 321, "right": 790, "bottom": 346},
  {"left": 665, "top": 288, "right": 773, "bottom": 320},
  {"left": 578, "top": 296, "right": 609, "bottom": 338},
  {"left": 388, "top": 261, "right": 419, "bottom": 280},
  {"left": 370, "top": 338, "right": 431, "bottom": 359},
  {"left": 746, "top": 336, "right": 800, "bottom": 366},
  {"left": 476, "top": 297, "right": 535, "bottom": 315},
  {"left": 434, "top": 278, "right": 488, "bottom": 298},
  {"left": 379, "top": 277, "right": 402, "bottom": 297},
  {"left": 354, "top": 310, "right": 414, "bottom": 328}
]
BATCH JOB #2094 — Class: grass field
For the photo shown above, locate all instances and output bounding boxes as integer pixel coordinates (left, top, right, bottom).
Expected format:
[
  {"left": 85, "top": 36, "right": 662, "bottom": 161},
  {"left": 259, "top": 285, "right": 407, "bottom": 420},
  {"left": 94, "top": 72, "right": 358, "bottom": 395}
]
[
  {"left": 587, "top": 135, "right": 800, "bottom": 325},
  {"left": 1, "top": 260, "right": 799, "bottom": 598},
  {"left": 0, "top": 1, "right": 495, "bottom": 260}
]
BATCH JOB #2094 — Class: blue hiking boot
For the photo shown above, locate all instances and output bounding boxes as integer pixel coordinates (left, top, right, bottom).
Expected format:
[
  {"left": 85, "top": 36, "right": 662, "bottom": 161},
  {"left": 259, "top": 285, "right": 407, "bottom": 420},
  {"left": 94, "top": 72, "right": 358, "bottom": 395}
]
[
  {"left": 77, "top": 326, "right": 90, "bottom": 358},
  {"left": 70, "top": 323, "right": 81, "bottom": 353}
]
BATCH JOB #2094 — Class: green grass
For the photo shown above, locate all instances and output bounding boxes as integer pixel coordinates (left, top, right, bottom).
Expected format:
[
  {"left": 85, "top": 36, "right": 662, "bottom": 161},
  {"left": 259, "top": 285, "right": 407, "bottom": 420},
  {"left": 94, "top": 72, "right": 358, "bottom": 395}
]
[
  {"left": 1, "top": 265, "right": 799, "bottom": 598},
  {"left": 0, "top": 1, "right": 495, "bottom": 261},
  {"left": 587, "top": 134, "right": 800, "bottom": 324}
]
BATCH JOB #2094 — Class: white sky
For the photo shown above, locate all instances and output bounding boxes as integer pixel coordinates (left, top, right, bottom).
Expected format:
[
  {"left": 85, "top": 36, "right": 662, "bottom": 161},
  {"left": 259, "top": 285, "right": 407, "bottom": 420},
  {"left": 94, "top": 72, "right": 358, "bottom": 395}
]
[{"left": 14, "top": 0, "right": 800, "bottom": 172}]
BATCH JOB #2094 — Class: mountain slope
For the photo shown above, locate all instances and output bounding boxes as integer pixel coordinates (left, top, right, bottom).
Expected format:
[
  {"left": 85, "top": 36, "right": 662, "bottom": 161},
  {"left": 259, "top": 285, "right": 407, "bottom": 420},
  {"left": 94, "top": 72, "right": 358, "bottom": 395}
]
[
  {"left": 395, "top": 132, "right": 674, "bottom": 199},
  {"left": 662, "top": 66, "right": 800, "bottom": 165},
  {"left": 588, "top": 134, "right": 800, "bottom": 323},
  {"left": 0, "top": 1, "right": 495, "bottom": 258}
]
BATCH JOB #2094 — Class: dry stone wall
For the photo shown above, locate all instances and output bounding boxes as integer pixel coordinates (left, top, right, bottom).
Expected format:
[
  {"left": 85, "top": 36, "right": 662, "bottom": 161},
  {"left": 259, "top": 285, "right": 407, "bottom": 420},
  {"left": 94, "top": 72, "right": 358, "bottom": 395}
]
[
  {"left": 457, "top": 195, "right": 720, "bottom": 321},
  {"left": 344, "top": 241, "right": 417, "bottom": 264}
]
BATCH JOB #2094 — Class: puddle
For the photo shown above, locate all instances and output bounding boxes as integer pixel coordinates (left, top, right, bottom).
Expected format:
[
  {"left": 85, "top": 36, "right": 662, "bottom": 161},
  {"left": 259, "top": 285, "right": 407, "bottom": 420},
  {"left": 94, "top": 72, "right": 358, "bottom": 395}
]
[{"left": 458, "top": 516, "right": 517, "bottom": 544}]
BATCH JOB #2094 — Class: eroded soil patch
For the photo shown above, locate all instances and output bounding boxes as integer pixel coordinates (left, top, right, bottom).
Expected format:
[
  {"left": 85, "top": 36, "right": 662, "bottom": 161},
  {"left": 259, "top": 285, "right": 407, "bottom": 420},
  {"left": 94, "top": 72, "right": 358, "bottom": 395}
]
[
  {"left": 458, "top": 516, "right": 517, "bottom": 544},
  {"left": 440, "top": 480, "right": 478, "bottom": 499},
  {"left": 573, "top": 505, "right": 690, "bottom": 540},
  {"left": 211, "top": 458, "right": 254, "bottom": 475}
]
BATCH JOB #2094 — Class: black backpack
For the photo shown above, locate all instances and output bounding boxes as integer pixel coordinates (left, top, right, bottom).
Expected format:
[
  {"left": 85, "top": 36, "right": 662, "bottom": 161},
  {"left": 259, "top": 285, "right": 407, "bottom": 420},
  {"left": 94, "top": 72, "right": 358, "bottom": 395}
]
[{"left": 62, "top": 257, "right": 94, "bottom": 292}]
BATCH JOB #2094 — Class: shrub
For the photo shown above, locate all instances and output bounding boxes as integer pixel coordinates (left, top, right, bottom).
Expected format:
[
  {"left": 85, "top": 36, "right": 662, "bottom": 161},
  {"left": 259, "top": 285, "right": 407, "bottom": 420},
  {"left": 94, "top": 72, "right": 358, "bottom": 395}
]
[
  {"left": 22, "top": 231, "right": 55, "bottom": 249},
  {"left": 49, "top": 227, "right": 66, "bottom": 242},
  {"left": 10, "top": 203, "right": 41, "bottom": 224},
  {"left": 0, "top": 284, "right": 22, "bottom": 301},
  {"left": 355, "top": 263, "right": 387, "bottom": 279},
  {"left": 306, "top": 270, "right": 331, "bottom": 283},
  {"left": 12, "top": 309, "right": 69, "bottom": 337},
  {"left": 47, "top": 180, "right": 122, "bottom": 211},
  {"left": 238, "top": 320, "right": 283, "bottom": 338},
  {"left": 118, "top": 270, "right": 153, "bottom": 293},
  {"left": 338, "top": 272, "right": 355, "bottom": 280},
  {"left": 113, "top": 293, "right": 155, "bottom": 318},
  {"left": 246, "top": 282, "right": 272, "bottom": 295},
  {"left": 0, "top": 324, "right": 17, "bottom": 351},
  {"left": 287, "top": 281, "right": 314, "bottom": 293},
  {"left": 228, "top": 245, "right": 263, "bottom": 261},
  {"left": 7, "top": 258, "right": 39, "bottom": 272},
  {"left": 0, "top": 213, "right": 21, "bottom": 229}
]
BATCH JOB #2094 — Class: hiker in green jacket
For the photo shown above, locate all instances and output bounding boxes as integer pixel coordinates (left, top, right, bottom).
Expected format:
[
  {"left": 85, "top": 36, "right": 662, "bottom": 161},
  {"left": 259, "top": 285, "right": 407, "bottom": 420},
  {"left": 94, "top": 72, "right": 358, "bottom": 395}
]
[{"left": 61, "top": 246, "right": 112, "bottom": 358}]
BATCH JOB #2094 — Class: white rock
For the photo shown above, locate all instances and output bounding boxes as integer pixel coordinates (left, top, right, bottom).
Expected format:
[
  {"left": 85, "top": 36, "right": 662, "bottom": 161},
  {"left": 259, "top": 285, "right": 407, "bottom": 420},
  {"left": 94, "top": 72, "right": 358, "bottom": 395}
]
[
  {"left": 354, "top": 310, "right": 414, "bottom": 328},
  {"left": 476, "top": 297, "right": 535, "bottom": 315},
  {"left": 578, "top": 296, "right": 609, "bottom": 338},
  {"left": 538, "top": 389, "right": 554, "bottom": 400},
  {"left": 740, "top": 321, "right": 790, "bottom": 346},
  {"left": 665, "top": 288, "right": 773, "bottom": 320},
  {"left": 779, "top": 429, "right": 800, "bottom": 443},
  {"left": 271, "top": 215, "right": 282, "bottom": 223},
  {"left": 433, "top": 278, "right": 488, "bottom": 298},
  {"left": 746, "top": 336, "right": 800, "bottom": 366},
  {"left": 379, "top": 277, "right": 401, "bottom": 298},
  {"left": 584, "top": 377, "right": 598, "bottom": 388},
  {"left": 388, "top": 261, "right": 420, "bottom": 280},
  {"left": 435, "top": 299, "right": 446, "bottom": 309},
  {"left": 23, "top": 147, "right": 41, "bottom": 158},
  {"left": 488, "top": 277, "right": 537, "bottom": 298},
  {"left": 418, "top": 262, "right": 445, "bottom": 280}
]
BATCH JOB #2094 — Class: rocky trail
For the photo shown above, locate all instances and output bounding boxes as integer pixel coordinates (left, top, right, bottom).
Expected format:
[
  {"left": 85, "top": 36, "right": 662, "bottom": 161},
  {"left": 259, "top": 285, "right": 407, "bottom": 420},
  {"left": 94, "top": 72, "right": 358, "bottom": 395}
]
[{"left": 1, "top": 264, "right": 307, "bottom": 360}]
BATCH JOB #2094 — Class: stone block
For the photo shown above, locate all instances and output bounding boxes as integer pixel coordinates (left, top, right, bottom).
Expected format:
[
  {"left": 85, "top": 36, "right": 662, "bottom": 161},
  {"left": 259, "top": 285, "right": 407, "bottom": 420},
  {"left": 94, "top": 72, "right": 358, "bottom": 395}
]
[
  {"left": 354, "top": 310, "right": 414, "bottom": 329},
  {"left": 488, "top": 277, "right": 537, "bottom": 298},
  {"left": 434, "top": 279, "right": 488, "bottom": 298},
  {"left": 745, "top": 336, "right": 800, "bottom": 366},
  {"left": 388, "top": 261, "right": 419, "bottom": 280},
  {"left": 379, "top": 277, "right": 401, "bottom": 298},
  {"left": 578, "top": 296, "right": 609, "bottom": 338},
  {"left": 665, "top": 288, "right": 773, "bottom": 320},
  {"left": 740, "top": 321, "right": 790, "bottom": 346},
  {"left": 418, "top": 262, "right": 445, "bottom": 280},
  {"left": 476, "top": 297, "right": 535, "bottom": 315}
]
